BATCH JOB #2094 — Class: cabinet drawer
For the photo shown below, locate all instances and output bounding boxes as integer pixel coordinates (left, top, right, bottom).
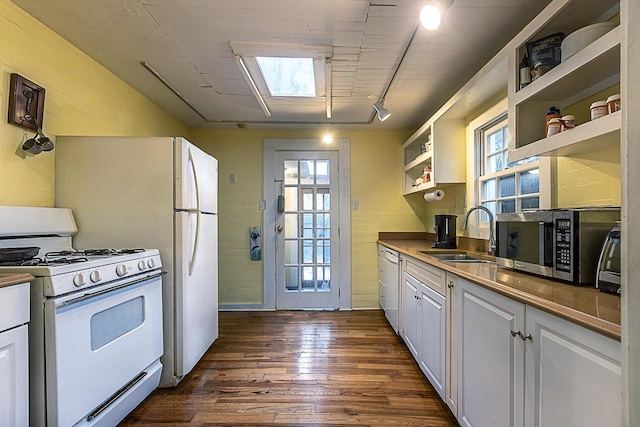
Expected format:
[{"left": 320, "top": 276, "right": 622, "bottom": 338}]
[
  {"left": 405, "top": 257, "right": 445, "bottom": 295},
  {"left": 0, "top": 282, "right": 30, "bottom": 332}
]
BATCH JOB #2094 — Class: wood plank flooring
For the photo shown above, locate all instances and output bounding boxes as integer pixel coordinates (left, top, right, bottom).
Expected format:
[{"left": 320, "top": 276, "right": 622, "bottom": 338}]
[{"left": 120, "top": 310, "right": 458, "bottom": 426}]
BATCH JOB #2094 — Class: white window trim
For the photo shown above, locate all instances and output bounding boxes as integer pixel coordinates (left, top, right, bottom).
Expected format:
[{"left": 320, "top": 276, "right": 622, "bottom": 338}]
[{"left": 465, "top": 98, "right": 552, "bottom": 239}]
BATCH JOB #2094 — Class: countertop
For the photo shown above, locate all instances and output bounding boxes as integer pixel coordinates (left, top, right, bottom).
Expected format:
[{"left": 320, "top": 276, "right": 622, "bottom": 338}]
[
  {"left": 379, "top": 239, "right": 621, "bottom": 341},
  {"left": 0, "top": 273, "right": 34, "bottom": 289}
]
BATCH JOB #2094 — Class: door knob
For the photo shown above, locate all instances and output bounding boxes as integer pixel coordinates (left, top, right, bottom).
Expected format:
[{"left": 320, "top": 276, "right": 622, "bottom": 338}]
[{"left": 277, "top": 225, "right": 283, "bottom": 233}]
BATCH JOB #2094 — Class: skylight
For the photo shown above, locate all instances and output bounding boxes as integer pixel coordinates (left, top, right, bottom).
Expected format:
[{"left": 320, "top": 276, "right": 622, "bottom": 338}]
[{"left": 256, "top": 57, "right": 316, "bottom": 97}]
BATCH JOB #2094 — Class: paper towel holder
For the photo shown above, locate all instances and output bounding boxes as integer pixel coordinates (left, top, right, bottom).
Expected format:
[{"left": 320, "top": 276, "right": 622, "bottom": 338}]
[{"left": 424, "top": 190, "right": 445, "bottom": 202}]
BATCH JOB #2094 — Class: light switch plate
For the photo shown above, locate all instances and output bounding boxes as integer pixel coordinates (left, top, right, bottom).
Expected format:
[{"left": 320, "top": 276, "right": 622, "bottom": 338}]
[{"left": 259, "top": 200, "right": 266, "bottom": 210}]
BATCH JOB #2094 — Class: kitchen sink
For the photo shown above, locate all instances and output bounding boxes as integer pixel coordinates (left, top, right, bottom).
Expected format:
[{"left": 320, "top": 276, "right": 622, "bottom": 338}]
[{"left": 418, "top": 252, "right": 492, "bottom": 263}]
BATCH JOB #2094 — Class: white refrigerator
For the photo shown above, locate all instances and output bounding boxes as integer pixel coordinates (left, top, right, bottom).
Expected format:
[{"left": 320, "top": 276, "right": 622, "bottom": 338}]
[{"left": 55, "top": 136, "right": 218, "bottom": 387}]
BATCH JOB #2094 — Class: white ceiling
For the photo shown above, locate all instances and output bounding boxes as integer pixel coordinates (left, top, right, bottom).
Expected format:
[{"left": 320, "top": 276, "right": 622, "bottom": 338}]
[{"left": 11, "top": 0, "right": 552, "bottom": 130}]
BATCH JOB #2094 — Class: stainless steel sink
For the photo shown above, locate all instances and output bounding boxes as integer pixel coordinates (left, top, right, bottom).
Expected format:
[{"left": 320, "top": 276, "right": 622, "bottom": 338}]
[{"left": 418, "top": 252, "right": 491, "bottom": 263}]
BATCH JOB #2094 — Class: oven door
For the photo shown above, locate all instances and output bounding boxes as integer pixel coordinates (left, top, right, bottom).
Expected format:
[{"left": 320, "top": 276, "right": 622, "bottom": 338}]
[{"left": 44, "top": 272, "right": 163, "bottom": 426}]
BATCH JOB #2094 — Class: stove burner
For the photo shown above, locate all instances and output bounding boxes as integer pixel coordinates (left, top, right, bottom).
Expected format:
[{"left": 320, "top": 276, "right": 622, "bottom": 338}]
[
  {"left": 0, "top": 257, "right": 44, "bottom": 267},
  {"left": 119, "top": 248, "right": 145, "bottom": 254},
  {"left": 84, "top": 249, "right": 118, "bottom": 256},
  {"left": 45, "top": 250, "right": 86, "bottom": 258},
  {"left": 48, "top": 257, "right": 89, "bottom": 265}
]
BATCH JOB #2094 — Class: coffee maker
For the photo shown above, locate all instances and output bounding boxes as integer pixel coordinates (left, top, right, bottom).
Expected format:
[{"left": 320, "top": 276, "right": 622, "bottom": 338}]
[{"left": 433, "top": 214, "right": 457, "bottom": 249}]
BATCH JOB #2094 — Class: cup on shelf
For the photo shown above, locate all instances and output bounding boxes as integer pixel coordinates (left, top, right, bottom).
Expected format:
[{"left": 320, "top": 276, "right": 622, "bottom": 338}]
[
  {"left": 561, "top": 115, "right": 576, "bottom": 131},
  {"left": 590, "top": 101, "right": 608, "bottom": 120},
  {"left": 606, "top": 94, "right": 620, "bottom": 114}
]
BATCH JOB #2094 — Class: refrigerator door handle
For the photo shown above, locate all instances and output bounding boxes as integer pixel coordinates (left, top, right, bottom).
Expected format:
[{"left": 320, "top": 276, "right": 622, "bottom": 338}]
[{"left": 188, "top": 148, "right": 201, "bottom": 276}]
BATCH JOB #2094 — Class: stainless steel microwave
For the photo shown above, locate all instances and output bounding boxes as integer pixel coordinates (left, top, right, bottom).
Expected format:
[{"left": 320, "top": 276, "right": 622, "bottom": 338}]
[{"left": 495, "top": 208, "right": 620, "bottom": 285}]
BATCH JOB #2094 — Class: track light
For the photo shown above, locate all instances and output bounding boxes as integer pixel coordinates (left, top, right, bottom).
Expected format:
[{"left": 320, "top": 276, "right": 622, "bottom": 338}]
[
  {"left": 373, "top": 101, "right": 391, "bottom": 122},
  {"left": 420, "top": 0, "right": 454, "bottom": 30}
]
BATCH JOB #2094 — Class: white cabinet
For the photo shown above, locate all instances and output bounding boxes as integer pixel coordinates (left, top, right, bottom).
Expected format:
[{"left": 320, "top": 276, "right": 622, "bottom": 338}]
[
  {"left": 402, "top": 118, "right": 466, "bottom": 195},
  {"left": 508, "top": 0, "right": 621, "bottom": 161},
  {"left": 457, "top": 277, "right": 526, "bottom": 427},
  {"left": 401, "top": 257, "right": 446, "bottom": 400},
  {"left": 445, "top": 274, "right": 459, "bottom": 417},
  {"left": 524, "top": 306, "right": 621, "bottom": 427},
  {"left": 456, "top": 277, "right": 621, "bottom": 427},
  {"left": 402, "top": 271, "right": 420, "bottom": 359},
  {"left": 0, "top": 282, "right": 30, "bottom": 427}
]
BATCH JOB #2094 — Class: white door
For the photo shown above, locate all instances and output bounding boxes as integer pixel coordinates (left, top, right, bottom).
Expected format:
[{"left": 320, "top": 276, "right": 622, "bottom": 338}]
[
  {"left": 175, "top": 211, "right": 218, "bottom": 377},
  {"left": 274, "top": 151, "right": 340, "bottom": 309}
]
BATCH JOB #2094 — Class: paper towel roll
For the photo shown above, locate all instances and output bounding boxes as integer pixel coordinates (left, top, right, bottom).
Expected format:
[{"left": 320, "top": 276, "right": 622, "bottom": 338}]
[{"left": 423, "top": 190, "right": 445, "bottom": 202}]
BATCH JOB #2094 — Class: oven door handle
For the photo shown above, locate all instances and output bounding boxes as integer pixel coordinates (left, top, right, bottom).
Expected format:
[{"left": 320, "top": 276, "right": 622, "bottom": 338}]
[{"left": 56, "top": 271, "right": 166, "bottom": 309}]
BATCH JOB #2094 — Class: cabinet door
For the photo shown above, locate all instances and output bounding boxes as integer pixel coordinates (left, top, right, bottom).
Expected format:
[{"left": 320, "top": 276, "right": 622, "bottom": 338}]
[
  {"left": 0, "top": 325, "right": 29, "bottom": 427},
  {"left": 419, "top": 283, "right": 446, "bottom": 400},
  {"left": 524, "top": 306, "right": 621, "bottom": 427},
  {"left": 445, "top": 275, "right": 459, "bottom": 417},
  {"left": 402, "top": 272, "right": 419, "bottom": 359},
  {"left": 458, "top": 278, "right": 525, "bottom": 427}
]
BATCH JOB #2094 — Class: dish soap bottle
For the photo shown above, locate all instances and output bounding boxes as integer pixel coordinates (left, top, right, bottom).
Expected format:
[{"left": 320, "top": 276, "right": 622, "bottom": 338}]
[{"left": 519, "top": 54, "right": 531, "bottom": 90}]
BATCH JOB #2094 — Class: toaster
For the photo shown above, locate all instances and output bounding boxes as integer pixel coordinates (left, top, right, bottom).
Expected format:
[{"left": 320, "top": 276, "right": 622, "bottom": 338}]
[{"left": 596, "top": 222, "right": 621, "bottom": 295}]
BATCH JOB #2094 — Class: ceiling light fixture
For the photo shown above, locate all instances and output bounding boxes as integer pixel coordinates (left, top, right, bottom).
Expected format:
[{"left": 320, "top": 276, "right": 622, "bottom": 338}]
[
  {"left": 326, "top": 59, "right": 333, "bottom": 119},
  {"left": 373, "top": 100, "right": 391, "bottom": 122},
  {"left": 234, "top": 55, "right": 272, "bottom": 118},
  {"left": 322, "top": 133, "right": 333, "bottom": 144},
  {"left": 420, "top": 0, "right": 454, "bottom": 30}
]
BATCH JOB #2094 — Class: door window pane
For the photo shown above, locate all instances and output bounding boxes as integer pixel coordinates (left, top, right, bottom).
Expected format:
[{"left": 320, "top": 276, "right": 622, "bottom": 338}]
[
  {"left": 317, "top": 267, "right": 331, "bottom": 291},
  {"left": 316, "top": 160, "right": 330, "bottom": 185},
  {"left": 285, "top": 267, "right": 299, "bottom": 290},
  {"left": 302, "top": 214, "right": 313, "bottom": 238},
  {"left": 302, "top": 267, "right": 314, "bottom": 290},
  {"left": 301, "top": 188, "right": 313, "bottom": 210},
  {"left": 316, "top": 188, "right": 330, "bottom": 210},
  {"left": 299, "top": 161, "right": 315, "bottom": 185},
  {"left": 316, "top": 240, "right": 330, "bottom": 263},
  {"left": 284, "top": 241, "right": 298, "bottom": 264},
  {"left": 284, "top": 187, "right": 298, "bottom": 211},
  {"left": 284, "top": 214, "right": 298, "bottom": 238},
  {"left": 284, "top": 161, "right": 298, "bottom": 185},
  {"left": 302, "top": 240, "right": 314, "bottom": 263}
]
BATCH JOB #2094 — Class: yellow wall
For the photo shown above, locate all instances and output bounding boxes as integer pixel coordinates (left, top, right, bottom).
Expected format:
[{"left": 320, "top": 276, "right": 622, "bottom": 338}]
[
  {"left": 189, "top": 128, "right": 424, "bottom": 309},
  {"left": 0, "top": 0, "right": 187, "bottom": 207}
]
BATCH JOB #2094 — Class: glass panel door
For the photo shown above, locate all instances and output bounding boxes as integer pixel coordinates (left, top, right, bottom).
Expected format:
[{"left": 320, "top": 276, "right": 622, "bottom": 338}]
[{"left": 275, "top": 152, "right": 339, "bottom": 309}]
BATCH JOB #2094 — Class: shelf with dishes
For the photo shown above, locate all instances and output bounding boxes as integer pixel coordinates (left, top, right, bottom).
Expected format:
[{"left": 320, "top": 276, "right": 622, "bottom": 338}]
[
  {"left": 402, "top": 118, "right": 465, "bottom": 195},
  {"left": 508, "top": 0, "right": 620, "bottom": 161}
]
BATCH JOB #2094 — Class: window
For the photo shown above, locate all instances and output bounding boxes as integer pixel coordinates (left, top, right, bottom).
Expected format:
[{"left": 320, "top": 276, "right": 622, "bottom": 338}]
[
  {"left": 478, "top": 115, "right": 540, "bottom": 222},
  {"left": 256, "top": 57, "right": 316, "bottom": 97}
]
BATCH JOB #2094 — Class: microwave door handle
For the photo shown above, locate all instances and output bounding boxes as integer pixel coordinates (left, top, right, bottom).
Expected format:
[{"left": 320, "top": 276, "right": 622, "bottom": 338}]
[{"left": 539, "top": 221, "right": 547, "bottom": 266}]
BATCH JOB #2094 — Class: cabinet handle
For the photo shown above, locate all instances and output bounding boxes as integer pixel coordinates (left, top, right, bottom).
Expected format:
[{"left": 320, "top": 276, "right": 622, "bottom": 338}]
[
  {"left": 510, "top": 330, "right": 533, "bottom": 341},
  {"left": 447, "top": 282, "right": 453, "bottom": 289}
]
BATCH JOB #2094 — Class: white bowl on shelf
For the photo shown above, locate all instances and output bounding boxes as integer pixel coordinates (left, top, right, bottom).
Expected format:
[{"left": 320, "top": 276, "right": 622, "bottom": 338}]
[{"left": 561, "top": 22, "right": 617, "bottom": 62}]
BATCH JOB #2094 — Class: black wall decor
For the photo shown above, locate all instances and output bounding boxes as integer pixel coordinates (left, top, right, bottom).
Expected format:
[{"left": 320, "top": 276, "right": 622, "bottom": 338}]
[{"left": 8, "top": 73, "right": 46, "bottom": 132}]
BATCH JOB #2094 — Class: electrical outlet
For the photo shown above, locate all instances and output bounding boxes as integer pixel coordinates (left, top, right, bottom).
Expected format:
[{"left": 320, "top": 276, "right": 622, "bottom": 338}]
[
  {"left": 229, "top": 174, "right": 236, "bottom": 184},
  {"left": 259, "top": 200, "right": 266, "bottom": 210}
]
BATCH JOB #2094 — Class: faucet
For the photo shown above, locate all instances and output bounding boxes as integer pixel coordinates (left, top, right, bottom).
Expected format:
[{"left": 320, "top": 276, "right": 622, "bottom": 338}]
[{"left": 462, "top": 206, "right": 496, "bottom": 256}]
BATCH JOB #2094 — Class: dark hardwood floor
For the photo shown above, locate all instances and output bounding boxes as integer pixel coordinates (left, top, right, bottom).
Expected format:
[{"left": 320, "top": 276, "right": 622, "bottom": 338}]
[{"left": 120, "top": 310, "right": 458, "bottom": 426}]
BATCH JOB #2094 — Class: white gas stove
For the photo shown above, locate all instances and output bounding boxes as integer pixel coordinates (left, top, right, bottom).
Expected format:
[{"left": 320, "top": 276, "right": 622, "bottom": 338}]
[
  {"left": 0, "top": 206, "right": 164, "bottom": 427},
  {"left": 0, "top": 247, "right": 162, "bottom": 296}
]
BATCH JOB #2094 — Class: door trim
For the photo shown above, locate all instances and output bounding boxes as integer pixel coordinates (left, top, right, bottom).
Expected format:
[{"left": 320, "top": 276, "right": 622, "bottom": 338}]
[{"left": 263, "top": 138, "right": 351, "bottom": 310}]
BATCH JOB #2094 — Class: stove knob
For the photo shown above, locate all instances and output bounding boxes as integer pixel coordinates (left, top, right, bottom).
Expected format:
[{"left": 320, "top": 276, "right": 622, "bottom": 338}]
[
  {"left": 116, "top": 264, "right": 127, "bottom": 277},
  {"left": 73, "top": 273, "right": 85, "bottom": 287},
  {"left": 147, "top": 258, "right": 156, "bottom": 269},
  {"left": 90, "top": 270, "right": 101, "bottom": 283},
  {"left": 138, "top": 261, "right": 146, "bottom": 271}
]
